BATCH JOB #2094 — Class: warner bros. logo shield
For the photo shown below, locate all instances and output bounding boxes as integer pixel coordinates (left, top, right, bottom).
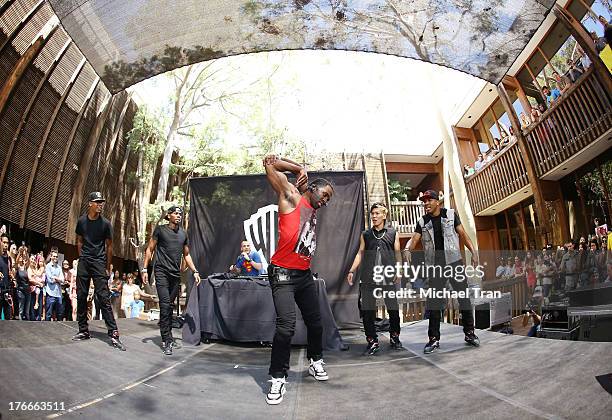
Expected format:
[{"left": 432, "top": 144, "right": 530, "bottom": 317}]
[{"left": 243, "top": 204, "right": 278, "bottom": 273}]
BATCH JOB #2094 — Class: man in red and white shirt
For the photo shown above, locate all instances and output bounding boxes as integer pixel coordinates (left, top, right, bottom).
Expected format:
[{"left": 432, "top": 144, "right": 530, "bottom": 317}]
[{"left": 262, "top": 154, "right": 334, "bottom": 405}]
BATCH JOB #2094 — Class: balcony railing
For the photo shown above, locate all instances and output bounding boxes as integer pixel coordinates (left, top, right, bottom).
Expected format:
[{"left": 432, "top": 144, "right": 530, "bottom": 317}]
[
  {"left": 389, "top": 201, "right": 424, "bottom": 234},
  {"left": 523, "top": 68, "right": 612, "bottom": 177},
  {"left": 464, "top": 141, "right": 529, "bottom": 215}
]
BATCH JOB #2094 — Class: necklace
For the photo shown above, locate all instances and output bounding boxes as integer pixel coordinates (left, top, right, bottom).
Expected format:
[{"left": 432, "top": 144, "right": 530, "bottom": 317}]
[{"left": 372, "top": 228, "right": 386, "bottom": 240}]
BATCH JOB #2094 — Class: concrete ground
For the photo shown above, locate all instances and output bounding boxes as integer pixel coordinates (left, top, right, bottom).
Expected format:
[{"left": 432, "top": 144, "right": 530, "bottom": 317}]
[{"left": 0, "top": 319, "right": 610, "bottom": 420}]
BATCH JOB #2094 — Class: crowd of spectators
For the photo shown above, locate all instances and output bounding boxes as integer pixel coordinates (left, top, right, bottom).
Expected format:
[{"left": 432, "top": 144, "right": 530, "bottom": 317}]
[
  {"left": 495, "top": 234, "right": 611, "bottom": 302},
  {"left": 0, "top": 230, "right": 157, "bottom": 322}
]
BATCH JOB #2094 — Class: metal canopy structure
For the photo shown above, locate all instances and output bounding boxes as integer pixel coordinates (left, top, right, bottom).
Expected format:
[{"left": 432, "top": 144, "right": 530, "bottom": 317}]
[{"left": 48, "top": 0, "right": 555, "bottom": 93}]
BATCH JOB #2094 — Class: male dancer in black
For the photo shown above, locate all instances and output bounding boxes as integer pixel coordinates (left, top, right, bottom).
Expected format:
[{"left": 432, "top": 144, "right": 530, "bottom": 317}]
[
  {"left": 347, "top": 202, "right": 402, "bottom": 355},
  {"left": 263, "top": 154, "right": 333, "bottom": 405},
  {"left": 142, "top": 205, "right": 201, "bottom": 355},
  {"left": 72, "top": 192, "right": 125, "bottom": 350},
  {"left": 406, "top": 190, "right": 480, "bottom": 353}
]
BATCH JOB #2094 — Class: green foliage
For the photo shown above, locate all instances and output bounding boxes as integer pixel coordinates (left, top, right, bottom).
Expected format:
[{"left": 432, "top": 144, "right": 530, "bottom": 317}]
[
  {"left": 126, "top": 105, "right": 166, "bottom": 177},
  {"left": 388, "top": 179, "right": 412, "bottom": 202}
]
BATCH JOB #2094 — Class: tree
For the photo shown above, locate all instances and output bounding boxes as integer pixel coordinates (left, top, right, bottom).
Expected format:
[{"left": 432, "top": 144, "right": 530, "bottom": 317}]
[{"left": 388, "top": 179, "right": 412, "bottom": 202}]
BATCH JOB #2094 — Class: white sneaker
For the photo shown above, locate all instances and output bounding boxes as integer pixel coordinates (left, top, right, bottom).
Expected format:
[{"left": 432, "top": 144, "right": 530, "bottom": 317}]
[
  {"left": 308, "top": 358, "right": 329, "bottom": 381},
  {"left": 266, "top": 377, "right": 286, "bottom": 405}
]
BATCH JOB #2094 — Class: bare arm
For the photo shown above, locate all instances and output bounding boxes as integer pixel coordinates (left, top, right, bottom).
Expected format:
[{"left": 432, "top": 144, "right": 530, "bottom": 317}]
[
  {"left": 347, "top": 235, "right": 365, "bottom": 286},
  {"left": 76, "top": 235, "right": 83, "bottom": 257},
  {"left": 141, "top": 237, "right": 157, "bottom": 285},
  {"left": 456, "top": 224, "right": 478, "bottom": 265},
  {"left": 263, "top": 155, "right": 307, "bottom": 212},
  {"left": 183, "top": 244, "right": 201, "bottom": 286}
]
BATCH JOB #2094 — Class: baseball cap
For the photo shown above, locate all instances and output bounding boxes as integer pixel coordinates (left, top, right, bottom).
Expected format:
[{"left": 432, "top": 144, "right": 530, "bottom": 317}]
[
  {"left": 165, "top": 205, "right": 183, "bottom": 220},
  {"left": 88, "top": 191, "right": 105, "bottom": 202},
  {"left": 419, "top": 190, "right": 439, "bottom": 202}
]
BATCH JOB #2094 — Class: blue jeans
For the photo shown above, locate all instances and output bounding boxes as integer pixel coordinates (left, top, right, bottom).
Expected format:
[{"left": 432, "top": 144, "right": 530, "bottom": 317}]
[
  {"left": 45, "top": 294, "right": 63, "bottom": 321},
  {"left": 30, "top": 290, "right": 43, "bottom": 320}
]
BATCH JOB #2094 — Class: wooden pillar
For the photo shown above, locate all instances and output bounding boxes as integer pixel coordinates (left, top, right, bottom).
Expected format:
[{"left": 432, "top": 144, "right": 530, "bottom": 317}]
[
  {"left": 525, "top": 64, "right": 547, "bottom": 102},
  {"left": 497, "top": 83, "right": 549, "bottom": 245},
  {"left": 519, "top": 204, "right": 530, "bottom": 250},
  {"left": 504, "top": 210, "right": 513, "bottom": 250},
  {"left": 553, "top": 5, "right": 612, "bottom": 95},
  {"left": 537, "top": 47, "right": 560, "bottom": 76},
  {"left": 505, "top": 75, "right": 532, "bottom": 116}
]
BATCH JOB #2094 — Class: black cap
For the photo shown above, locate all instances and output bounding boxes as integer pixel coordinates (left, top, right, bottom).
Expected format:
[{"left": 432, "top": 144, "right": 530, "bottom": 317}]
[
  {"left": 88, "top": 191, "right": 105, "bottom": 202},
  {"left": 165, "top": 205, "right": 183, "bottom": 220},
  {"left": 419, "top": 190, "right": 439, "bottom": 202}
]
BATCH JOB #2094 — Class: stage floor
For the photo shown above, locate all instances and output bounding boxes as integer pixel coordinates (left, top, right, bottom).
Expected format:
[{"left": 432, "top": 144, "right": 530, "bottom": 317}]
[{"left": 0, "top": 319, "right": 610, "bottom": 419}]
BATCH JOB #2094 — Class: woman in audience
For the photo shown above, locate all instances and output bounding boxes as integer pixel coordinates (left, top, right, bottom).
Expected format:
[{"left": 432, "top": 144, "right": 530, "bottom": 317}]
[
  {"left": 69, "top": 260, "right": 78, "bottom": 321},
  {"left": 110, "top": 274, "right": 123, "bottom": 319},
  {"left": 121, "top": 273, "right": 153, "bottom": 318},
  {"left": 15, "top": 253, "right": 30, "bottom": 320},
  {"left": 28, "top": 255, "right": 45, "bottom": 321},
  {"left": 520, "top": 112, "right": 531, "bottom": 128},
  {"left": 530, "top": 105, "right": 542, "bottom": 123},
  {"left": 491, "top": 138, "right": 502, "bottom": 153},
  {"left": 525, "top": 252, "right": 537, "bottom": 295}
]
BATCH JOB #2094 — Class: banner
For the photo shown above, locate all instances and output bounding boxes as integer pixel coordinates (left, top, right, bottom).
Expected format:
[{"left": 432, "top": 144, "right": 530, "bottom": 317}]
[{"left": 188, "top": 171, "right": 364, "bottom": 326}]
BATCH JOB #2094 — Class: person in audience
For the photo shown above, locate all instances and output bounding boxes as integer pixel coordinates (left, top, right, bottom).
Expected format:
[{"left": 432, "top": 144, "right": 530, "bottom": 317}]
[
  {"left": 508, "top": 126, "right": 517, "bottom": 143},
  {"left": 542, "top": 86, "right": 561, "bottom": 107},
  {"left": 463, "top": 164, "right": 474, "bottom": 178},
  {"left": 530, "top": 105, "right": 541, "bottom": 123},
  {"left": 61, "top": 259, "right": 72, "bottom": 320},
  {"left": 591, "top": 31, "right": 607, "bottom": 53},
  {"left": 28, "top": 255, "right": 45, "bottom": 320},
  {"left": 511, "top": 255, "right": 525, "bottom": 280},
  {"left": 69, "top": 260, "right": 78, "bottom": 321},
  {"left": 110, "top": 273, "right": 123, "bottom": 319},
  {"left": 491, "top": 138, "right": 502, "bottom": 153},
  {"left": 552, "top": 71, "right": 571, "bottom": 94},
  {"left": 0, "top": 234, "right": 12, "bottom": 320},
  {"left": 560, "top": 240, "right": 579, "bottom": 291},
  {"left": 474, "top": 154, "right": 484, "bottom": 171},
  {"left": 121, "top": 273, "right": 153, "bottom": 318},
  {"left": 229, "top": 240, "right": 263, "bottom": 276},
  {"left": 578, "top": 242, "right": 596, "bottom": 288},
  {"left": 484, "top": 149, "right": 494, "bottom": 163},
  {"left": 591, "top": 240, "right": 606, "bottom": 284},
  {"left": 128, "top": 291, "right": 145, "bottom": 319},
  {"left": 541, "top": 254, "right": 556, "bottom": 298},
  {"left": 522, "top": 306, "right": 541, "bottom": 337},
  {"left": 605, "top": 261, "right": 612, "bottom": 283},
  {"left": 14, "top": 253, "right": 30, "bottom": 320},
  {"left": 525, "top": 252, "right": 537, "bottom": 295},
  {"left": 44, "top": 251, "right": 64, "bottom": 321},
  {"left": 496, "top": 258, "right": 507, "bottom": 279},
  {"left": 519, "top": 112, "right": 531, "bottom": 128},
  {"left": 566, "top": 58, "right": 583, "bottom": 82},
  {"left": 599, "top": 15, "right": 612, "bottom": 47}
]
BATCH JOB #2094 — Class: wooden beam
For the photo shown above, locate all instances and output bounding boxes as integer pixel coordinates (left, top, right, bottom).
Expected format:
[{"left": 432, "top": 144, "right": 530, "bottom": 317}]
[
  {"left": 537, "top": 46, "right": 560, "bottom": 76},
  {"left": 21, "top": 58, "right": 87, "bottom": 228},
  {"left": 0, "top": 30, "right": 66, "bottom": 192},
  {"left": 504, "top": 210, "right": 513, "bottom": 250},
  {"left": 518, "top": 203, "right": 529, "bottom": 250},
  {"left": 506, "top": 75, "right": 533, "bottom": 116},
  {"left": 553, "top": 4, "right": 612, "bottom": 95},
  {"left": 0, "top": 0, "right": 44, "bottom": 55},
  {"left": 65, "top": 93, "right": 115, "bottom": 244},
  {"left": 385, "top": 162, "right": 438, "bottom": 174},
  {"left": 497, "top": 83, "right": 549, "bottom": 244},
  {"left": 46, "top": 78, "right": 100, "bottom": 237}
]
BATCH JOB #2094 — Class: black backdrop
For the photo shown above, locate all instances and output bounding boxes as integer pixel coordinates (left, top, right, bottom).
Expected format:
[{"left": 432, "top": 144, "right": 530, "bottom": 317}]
[{"left": 188, "top": 171, "right": 364, "bottom": 326}]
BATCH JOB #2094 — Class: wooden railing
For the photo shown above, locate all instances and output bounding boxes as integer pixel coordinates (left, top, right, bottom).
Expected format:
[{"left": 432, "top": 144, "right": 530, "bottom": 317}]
[
  {"left": 523, "top": 68, "right": 612, "bottom": 177},
  {"left": 464, "top": 141, "right": 529, "bottom": 214},
  {"left": 389, "top": 201, "right": 424, "bottom": 234}
]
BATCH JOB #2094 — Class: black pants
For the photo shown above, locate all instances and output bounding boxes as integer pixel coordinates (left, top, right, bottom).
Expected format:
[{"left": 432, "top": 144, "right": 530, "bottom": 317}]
[
  {"left": 426, "top": 261, "right": 474, "bottom": 340},
  {"left": 268, "top": 264, "right": 323, "bottom": 378},
  {"left": 76, "top": 259, "right": 117, "bottom": 335},
  {"left": 359, "top": 283, "right": 400, "bottom": 340},
  {"left": 155, "top": 269, "right": 181, "bottom": 342}
]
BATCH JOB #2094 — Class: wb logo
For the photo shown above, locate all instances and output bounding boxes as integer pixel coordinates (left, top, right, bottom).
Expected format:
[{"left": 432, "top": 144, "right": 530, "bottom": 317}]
[{"left": 243, "top": 204, "right": 278, "bottom": 273}]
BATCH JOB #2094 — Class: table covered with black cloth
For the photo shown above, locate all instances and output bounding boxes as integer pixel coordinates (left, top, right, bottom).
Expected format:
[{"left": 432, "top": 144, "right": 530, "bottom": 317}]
[{"left": 182, "top": 274, "right": 344, "bottom": 350}]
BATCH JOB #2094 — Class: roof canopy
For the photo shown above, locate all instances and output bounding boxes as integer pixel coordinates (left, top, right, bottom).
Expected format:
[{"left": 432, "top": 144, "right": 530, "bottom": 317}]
[{"left": 48, "top": 0, "right": 555, "bottom": 93}]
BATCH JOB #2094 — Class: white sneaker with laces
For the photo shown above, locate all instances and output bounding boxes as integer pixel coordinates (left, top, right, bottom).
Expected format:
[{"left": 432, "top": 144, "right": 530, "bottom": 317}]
[
  {"left": 308, "top": 358, "right": 329, "bottom": 381},
  {"left": 266, "top": 377, "right": 286, "bottom": 405}
]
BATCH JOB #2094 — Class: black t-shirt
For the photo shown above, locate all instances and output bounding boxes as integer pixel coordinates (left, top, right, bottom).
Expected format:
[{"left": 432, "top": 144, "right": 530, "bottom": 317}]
[
  {"left": 362, "top": 226, "right": 396, "bottom": 282},
  {"left": 153, "top": 224, "right": 188, "bottom": 274},
  {"left": 415, "top": 208, "right": 461, "bottom": 264},
  {"left": 75, "top": 215, "right": 113, "bottom": 263},
  {"left": 15, "top": 268, "right": 29, "bottom": 290}
]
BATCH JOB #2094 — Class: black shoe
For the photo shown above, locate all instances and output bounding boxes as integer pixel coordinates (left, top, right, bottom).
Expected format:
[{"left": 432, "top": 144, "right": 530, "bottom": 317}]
[
  {"left": 366, "top": 338, "right": 380, "bottom": 355},
  {"left": 163, "top": 340, "right": 173, "bottom": 355},
  {"left": 72, "top": 331, "right": 91, "bottom": 341},
  {"left": 424, "top": 338, "right": 440, "bottom": 354},
  {"left": 465, "top": 331, "right": 480, "bottom": 347},
  {"left": 110, "top": 333, "right": 126, "bottom": 351},
  {"left": 390, "top": 333, "right": 403, "bottom": 350}
]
